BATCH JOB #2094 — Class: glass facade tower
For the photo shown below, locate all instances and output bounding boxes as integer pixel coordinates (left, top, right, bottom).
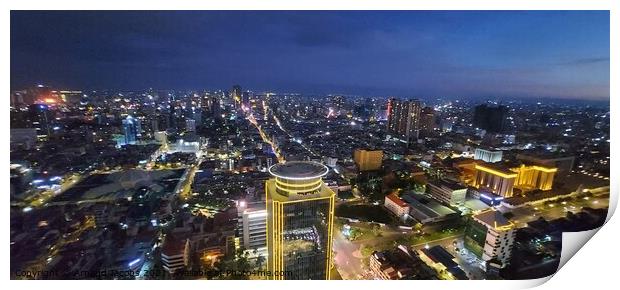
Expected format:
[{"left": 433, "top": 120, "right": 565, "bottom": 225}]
[{"left": 266, "top": 161, "right": 335, "bottom": 280}]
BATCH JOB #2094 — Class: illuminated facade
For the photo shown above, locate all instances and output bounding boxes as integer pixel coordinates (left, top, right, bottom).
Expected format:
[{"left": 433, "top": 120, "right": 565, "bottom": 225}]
[
  {"left": 471, "top": 163, "right": 557, "bottom": 198},
  {"left": 511, "top": 164, "right": 556, "bottom": 191},
  {"left": 353, "top": 149, "right": 384, "bottom": 171},
  {"left": 472, "top": 164, "right": 517, "bottom": 198},
  {"left": 266, "top": 161, "right": 335, "bottom": 280},
  {"left": 386, "top": 98, "right": 422, "bottom": 143}
]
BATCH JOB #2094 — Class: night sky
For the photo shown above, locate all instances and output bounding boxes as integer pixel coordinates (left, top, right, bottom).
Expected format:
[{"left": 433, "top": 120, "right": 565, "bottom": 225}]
[{"left": 11, "top": 11, "right": 609, "bottom": 100}]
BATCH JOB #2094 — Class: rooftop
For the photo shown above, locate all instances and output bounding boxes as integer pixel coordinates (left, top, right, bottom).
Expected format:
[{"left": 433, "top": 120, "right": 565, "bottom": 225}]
[
  {"left": 473, "top": 209, "right": 513, "bottom": 229},
  {"left": 269, "top": 161, "right": 328, "bottom": 180}
]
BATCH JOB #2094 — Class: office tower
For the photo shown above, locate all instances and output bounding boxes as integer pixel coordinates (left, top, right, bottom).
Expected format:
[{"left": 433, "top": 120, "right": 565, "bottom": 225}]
[
  {"left": 168, "top": 95, "right": 177, "bottom": 133},
  {"left": 419, "top": 106, "right": 436, "bottom": 135},
  {"left": 241, "top": 91, "right": 250, "bottom": 109},
  {"left": 231, "top": 85, "right": 242, "bottom": 106},
  {"left": 353, "top": 149, "right": 384, "bottom": 171},
  {"left": 122, "top": 116, "right": 141, "bottom": 145},
  {"left": 474, "top": 148, "right": 503, "bottom": 163},
  {"left": 28, "top": 104, "right": 52, "bottom": 138},
  {"left": 186, "top": 119, "right": 196, "bottom": 132},
  {"left": 266, "top": 161, "right": 335, "bottom": 280},
  {"left": 464, "top": 210, "right": 515, "bottom": 267},
  {"left": 192, "top": 107, "right": 202, "bottom": 125},
  {"left": 151, "top": 119, "right": 159, "bottom": 133},
  {"left": 237, "top": 201, "right": 267, "bottom": 250},
  {"left": 473, "top": 104, "right": 508, "bottom": 133},
  {"left": 386, "top": 98, "right": 422, "bottom": 143}
]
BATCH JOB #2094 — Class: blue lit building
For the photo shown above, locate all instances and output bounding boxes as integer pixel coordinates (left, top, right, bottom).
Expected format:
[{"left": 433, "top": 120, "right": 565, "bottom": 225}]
[{"left": 122, "top": 116, "right": 141, "bottom": 145}]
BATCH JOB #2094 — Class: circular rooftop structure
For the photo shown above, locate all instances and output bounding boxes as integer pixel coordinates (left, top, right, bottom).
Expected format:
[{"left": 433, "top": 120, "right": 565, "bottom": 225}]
[{"left": 269, "top": 161, "right": 329, "bottom": 180}]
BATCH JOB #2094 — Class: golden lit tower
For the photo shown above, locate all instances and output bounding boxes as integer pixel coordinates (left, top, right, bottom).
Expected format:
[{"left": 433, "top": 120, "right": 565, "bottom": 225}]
[{"left": 266, "top": 161, "right": 335, "bottom": 280}]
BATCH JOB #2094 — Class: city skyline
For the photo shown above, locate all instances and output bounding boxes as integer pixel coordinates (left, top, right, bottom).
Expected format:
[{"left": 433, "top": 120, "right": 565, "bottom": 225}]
[
  {"left": 11, "top": 11, "right": 609, "bottom": 100},
  {"left": 9, "top": 9, "right": 611, "bottom": 282}
]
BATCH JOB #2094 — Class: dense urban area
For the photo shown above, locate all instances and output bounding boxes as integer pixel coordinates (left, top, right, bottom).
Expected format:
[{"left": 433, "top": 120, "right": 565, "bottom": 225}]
[{"left": 10, "top": 85, "right": 610, "bottom": 280}]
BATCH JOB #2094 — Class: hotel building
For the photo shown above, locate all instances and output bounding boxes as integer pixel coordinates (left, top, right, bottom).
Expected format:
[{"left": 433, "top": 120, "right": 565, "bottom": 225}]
[{"left": 464, "top": 210, "right": 516, "bottom": 267}]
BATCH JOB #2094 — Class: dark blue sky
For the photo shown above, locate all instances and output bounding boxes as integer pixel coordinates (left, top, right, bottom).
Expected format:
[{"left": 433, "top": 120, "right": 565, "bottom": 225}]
[{"left": 11, "top": 11, "right": 609, "bottom": 100}]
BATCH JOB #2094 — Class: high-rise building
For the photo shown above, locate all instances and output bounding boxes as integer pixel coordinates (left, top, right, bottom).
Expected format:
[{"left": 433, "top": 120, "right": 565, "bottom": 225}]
[
  {"left": 28, "top": 104, "right": 52, "bottom": 139},
  {"left": 237, "top": 201, "right": 267, "bottom": 250},
  {"left": 473, "top": 104, "right": 508, "bottom": 133},
  {"left": 419, "top": 106, "right": 436, "bottom": 135},
  {"left": 168, "top": 95, "right": 178, "bottom": 133},
  {"left": 353, "top": 149, "right": 384, "bottom": 171},
  {"left": 386, "top": 98, "right": 422, "bottom": 143},
  {"left": 464, "top": 210, "right": 515, "bottom": 267},
  {"left": 122, "top": 116, "right": 141, "bottom": 145},
  {"left": 266, "top": 161, "right": 335, "bottom": 280},
  {"left": 231, "top": 85, "right": 242, "bottom": 106},
  {"left": 186, "top": 118, "right": 196, "bottom": 132}
]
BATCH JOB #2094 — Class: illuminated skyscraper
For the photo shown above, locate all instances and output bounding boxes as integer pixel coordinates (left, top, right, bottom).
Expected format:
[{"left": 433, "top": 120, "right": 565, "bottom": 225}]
[
  {"left": 386, "top": 98, "right": 422, "bottom": 143},
  {"left": 266, "top": 161, "right": 335, "bottom": 280},
  {"left": 122, "top": 115, "right": 141, "bottom": 145},
  {"left": 28, "top": 104, "right": 52, "bottom": 139},
  {"left": 231, "top": 85, "right": 242, "bottom": 107}
]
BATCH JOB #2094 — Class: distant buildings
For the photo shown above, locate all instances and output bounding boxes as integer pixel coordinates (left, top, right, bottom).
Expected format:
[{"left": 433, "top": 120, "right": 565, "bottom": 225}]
[
  {"left": 369, "top": 245, "right": 437, "bottom": 280},
  {"left": 473, "top": 104, "right": 508, "bottom": 133},
  {"left": 231, "top": 85, "right": 242, "bottom": 107},
  {"left": 10, "top": 128, "right": 38, "bottom": 150},
  {"left": 386, "top": 98, "right": 422, "bottom": 143},
  {"left": 266, "top": 161, "right": 335, "bottom": 280},
  {"left": 474, "top": 148, "right": 503, "bottom": 163},
  {"left": 353, "top": 149, "right": 383, "bottom": 171},
  {"left": 122, "top": 116, "right": 141, "bottom": 145},
  {"left": 186, "top": 118, "right": 196, "bottom": 132},
  {"left": 426, "top": 180, "right": 467, "bottom": 205},
  {"left": 28, "top": 104, "right": 52, "bottom": 139},
  {"left": 419, "top": 106, "right": 436, "bottom": 135},
  {"left": 464, "top": 210, "right": 515, "bottom": 267}
]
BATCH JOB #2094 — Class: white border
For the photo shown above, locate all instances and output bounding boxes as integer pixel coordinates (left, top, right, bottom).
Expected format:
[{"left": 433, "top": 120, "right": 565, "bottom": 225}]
[{"left": 2, "top": 1, "right": 617, "bottom": 290}]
